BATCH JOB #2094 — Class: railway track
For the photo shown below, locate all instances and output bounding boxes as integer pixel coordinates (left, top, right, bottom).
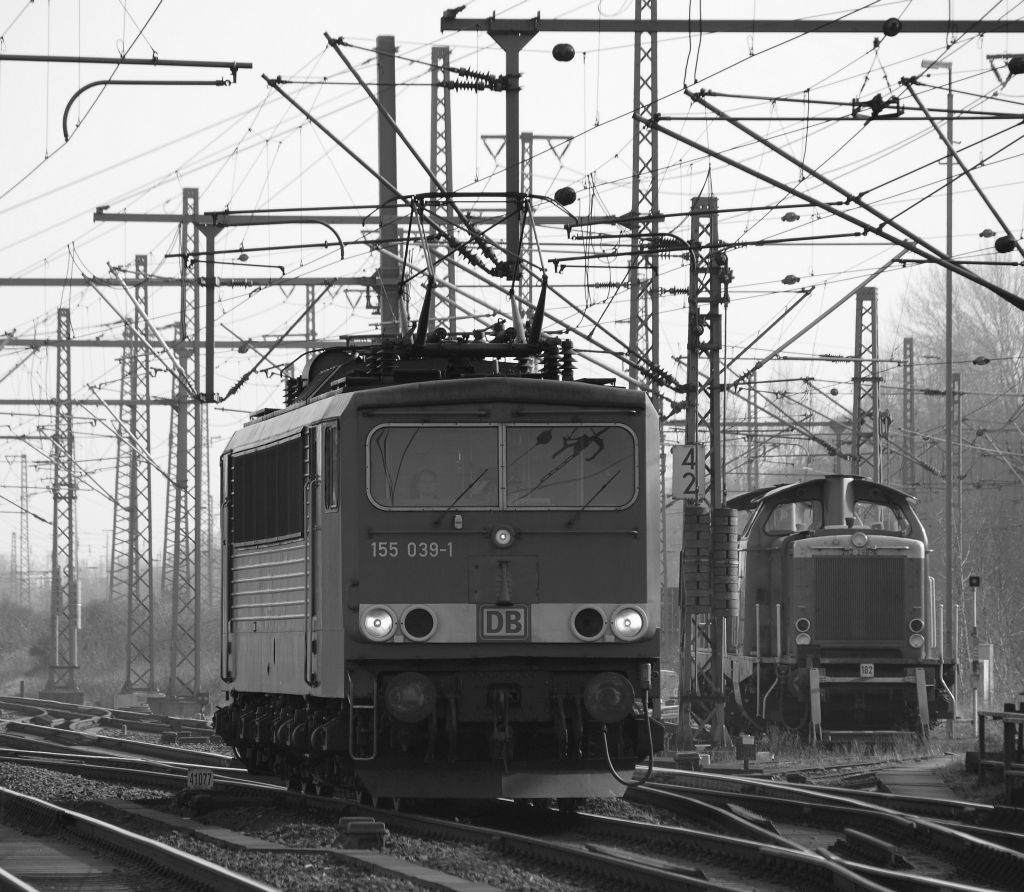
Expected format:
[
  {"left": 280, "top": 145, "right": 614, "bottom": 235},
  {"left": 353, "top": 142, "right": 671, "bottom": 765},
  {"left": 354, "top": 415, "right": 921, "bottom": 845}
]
[
  {"left": 4, "top": 697, "right": 1023, "bottom": 890},
  {"left": 643, "top": 769, "right": 1024, "bottom": 890},
  {"left": 0, "top": 784, "right": 279, "bottom": 892}
]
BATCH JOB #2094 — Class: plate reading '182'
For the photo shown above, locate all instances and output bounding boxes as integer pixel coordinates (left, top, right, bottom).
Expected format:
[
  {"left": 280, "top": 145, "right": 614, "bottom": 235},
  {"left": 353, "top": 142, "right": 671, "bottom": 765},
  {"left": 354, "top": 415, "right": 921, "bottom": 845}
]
[
  {"left": 859, "top": 663, "right": 875, "bottom": 679},
  {"left": 478, "top": 606, "right": 529, "bottom": 640}
]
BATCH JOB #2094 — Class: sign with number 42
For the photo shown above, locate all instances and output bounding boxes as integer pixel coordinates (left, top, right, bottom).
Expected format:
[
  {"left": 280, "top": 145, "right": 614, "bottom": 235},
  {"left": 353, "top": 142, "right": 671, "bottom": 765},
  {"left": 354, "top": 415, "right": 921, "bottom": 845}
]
[{"left": 671, "top": 443, "right": 706, "bottom": 500}]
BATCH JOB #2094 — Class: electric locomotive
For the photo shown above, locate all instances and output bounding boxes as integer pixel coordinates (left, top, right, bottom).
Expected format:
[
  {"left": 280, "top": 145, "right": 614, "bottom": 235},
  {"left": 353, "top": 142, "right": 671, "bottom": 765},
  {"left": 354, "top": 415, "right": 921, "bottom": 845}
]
[
  {"left": 213, "top": 330, "right": 663, "bottom": 800},
  {"left": 726, "top": 475, "right": 956, "bottom": 739}
]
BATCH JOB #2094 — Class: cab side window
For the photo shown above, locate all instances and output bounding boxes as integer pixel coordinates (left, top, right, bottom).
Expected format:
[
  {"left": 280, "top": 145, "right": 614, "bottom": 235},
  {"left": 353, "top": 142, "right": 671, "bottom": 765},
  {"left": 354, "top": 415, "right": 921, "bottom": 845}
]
[{"left": 323, "top": 424, "right": 338, "bottom": 510}]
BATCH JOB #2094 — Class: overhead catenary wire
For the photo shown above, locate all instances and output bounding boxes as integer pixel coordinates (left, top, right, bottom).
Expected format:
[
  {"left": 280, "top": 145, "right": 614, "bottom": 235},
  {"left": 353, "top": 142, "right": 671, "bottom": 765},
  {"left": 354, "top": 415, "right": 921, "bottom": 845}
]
[{"left": 5, "top": 7, "right": 1024, "bottom": 510}]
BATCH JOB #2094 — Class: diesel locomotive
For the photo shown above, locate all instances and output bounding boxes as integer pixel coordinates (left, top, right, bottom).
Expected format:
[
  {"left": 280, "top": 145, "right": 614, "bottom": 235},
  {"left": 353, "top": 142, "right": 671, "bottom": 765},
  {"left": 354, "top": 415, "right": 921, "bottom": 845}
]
[
  {"left": 213, "top": 331, "right": 663, "bottom": 801},
  {"left": 726, "top": 475, "right": 956, "bottom": 739}
]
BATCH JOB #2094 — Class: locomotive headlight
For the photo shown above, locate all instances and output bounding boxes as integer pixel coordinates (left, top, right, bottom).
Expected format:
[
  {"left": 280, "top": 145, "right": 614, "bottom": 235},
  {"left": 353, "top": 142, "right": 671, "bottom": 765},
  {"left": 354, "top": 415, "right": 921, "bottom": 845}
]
[
  {"left": 384, "top": 672, "right": 436, "bottom": 723},
  {"left": 360, "top": 606, "right": 396, "bottom": 641},
  {"left": 851, "top": 531, "right": 869, "bottom": 548},
  {"left": 610, "top": 606, "right": 646, "bottom": 641},
  {"left": 491, "top": 526, "right": 515, "bottom": 548},
  {"left": 583, "top": 672, "right": 635, "bottom": 723},
  {"left": 908, "top": 633, "right": 926, "bottom": 649},
  {"left": 794, "top": 617, "right": 812, "bottom": 646}
]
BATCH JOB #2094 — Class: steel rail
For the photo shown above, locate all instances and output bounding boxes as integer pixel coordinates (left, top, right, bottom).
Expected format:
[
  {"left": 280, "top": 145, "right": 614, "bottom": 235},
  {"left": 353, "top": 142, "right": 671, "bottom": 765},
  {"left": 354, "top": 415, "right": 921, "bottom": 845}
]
[
  {"left": 0, "top": 786, "right": 279, "bottom": 892},
  {"left": 646, "top": 772, "right": 1024, "bottom": 888}
]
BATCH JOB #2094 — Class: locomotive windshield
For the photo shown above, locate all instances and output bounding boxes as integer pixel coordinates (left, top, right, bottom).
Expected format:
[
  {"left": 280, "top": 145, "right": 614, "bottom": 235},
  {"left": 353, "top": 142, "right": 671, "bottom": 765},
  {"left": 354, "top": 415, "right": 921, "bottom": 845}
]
[
  {"left": 367, "top": 423, "right": 637, "bottom": 510},
  {"left": 764, "top": 499, "right": 822, "bottom": 535},
  {"left": 368, "top": 425, "right": 499, "bottom": 508},
  {"left": 853, "top": 499, "right": 911, "bottom": 533},
  {"left": 505, "top": 425, "right": 635, "bottom": 508}
]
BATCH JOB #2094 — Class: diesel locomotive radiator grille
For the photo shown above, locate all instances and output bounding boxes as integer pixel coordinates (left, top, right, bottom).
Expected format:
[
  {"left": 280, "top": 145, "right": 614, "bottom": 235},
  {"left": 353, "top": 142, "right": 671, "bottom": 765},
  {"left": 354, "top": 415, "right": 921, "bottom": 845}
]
[{"left": 814, "top": 556, "right": 904, "bottom": 641}]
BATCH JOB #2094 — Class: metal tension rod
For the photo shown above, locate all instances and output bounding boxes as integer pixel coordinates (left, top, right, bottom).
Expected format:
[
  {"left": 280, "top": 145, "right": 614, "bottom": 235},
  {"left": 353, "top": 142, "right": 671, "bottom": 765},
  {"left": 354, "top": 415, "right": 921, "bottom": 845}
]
[
  {"left": 902, "top": 77, "right": 1024, "bottom": 264},
  {"left": 325, "top": 35, "right": 502, "bottom": 275},
  {"left": 0, "top": 53, "right": 251, "bottom": 75},
  {"left": 655, "top": 91, "right": 1024, "bottom": 312},
  {"left": 440, "top": 16, "right": 1024, "bottom": 35}
]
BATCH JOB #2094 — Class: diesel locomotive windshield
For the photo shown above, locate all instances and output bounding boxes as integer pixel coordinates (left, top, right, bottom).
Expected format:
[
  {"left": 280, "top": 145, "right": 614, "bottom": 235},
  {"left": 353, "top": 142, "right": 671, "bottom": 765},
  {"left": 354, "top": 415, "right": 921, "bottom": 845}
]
[{"left": 367, "top": 423, "right": 637, "bottom": 510}]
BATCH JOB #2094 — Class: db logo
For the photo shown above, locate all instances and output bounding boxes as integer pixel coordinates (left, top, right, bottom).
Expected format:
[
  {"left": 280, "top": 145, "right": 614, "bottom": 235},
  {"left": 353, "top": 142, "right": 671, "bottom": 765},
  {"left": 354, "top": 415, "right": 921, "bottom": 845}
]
[{"left": 478, "top": 606, "right": 529, "bottom": 640}]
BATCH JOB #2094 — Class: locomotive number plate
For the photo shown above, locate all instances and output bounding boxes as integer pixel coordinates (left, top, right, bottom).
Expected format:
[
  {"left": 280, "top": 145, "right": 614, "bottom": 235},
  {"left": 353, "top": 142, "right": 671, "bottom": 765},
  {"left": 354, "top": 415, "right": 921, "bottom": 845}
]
[
  {"left": 478, "top": 605, "right": 530, "bottom": 641},
  {"left": 859, "top": 663, "right": 875, "bottom": 678}
]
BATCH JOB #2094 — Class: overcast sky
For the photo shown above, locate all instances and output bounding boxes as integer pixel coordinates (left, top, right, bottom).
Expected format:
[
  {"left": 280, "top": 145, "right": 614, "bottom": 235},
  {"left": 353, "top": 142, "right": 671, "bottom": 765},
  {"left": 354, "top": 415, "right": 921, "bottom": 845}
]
[{"left": 1, "top": 1, "right": 1022, "bottom": 569}]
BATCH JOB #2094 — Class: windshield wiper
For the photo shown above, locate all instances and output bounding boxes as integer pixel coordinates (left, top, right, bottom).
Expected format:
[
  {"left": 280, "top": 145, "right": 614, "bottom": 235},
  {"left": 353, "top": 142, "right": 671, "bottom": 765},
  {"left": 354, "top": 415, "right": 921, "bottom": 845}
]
[
  {"left": 566, "top": 469, "right": 622, "bottom": 526},
  {"left": 433, "top": 469, "right": 489, "bottom": 526}
]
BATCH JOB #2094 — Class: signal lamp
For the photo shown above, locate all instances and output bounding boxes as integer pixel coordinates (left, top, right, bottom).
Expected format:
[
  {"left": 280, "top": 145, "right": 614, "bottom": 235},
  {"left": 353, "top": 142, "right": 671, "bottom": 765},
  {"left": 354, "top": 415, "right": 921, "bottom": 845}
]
[
  {"left": 795, "top": 632, "right": 812, "bottom": 646},
  {"left": 361, "top": 606, "right": 396, "bottom": 641},
  {"left": 908, "top": 633, "right": 926, "bottom": 649},
  {"left": 571, "top": 606, "right": 605, "bottom": 641},
  {"left": 552, "top": 43, "right": 576, "bottom": 62},
  {"left": 908, "top": 617, "right": 925, "bottom": 633},
  {"left": 795, "top": 617, "right": 811, "bottom": 633},
  {"left": 583, "top": 672, "right": 635, "bottom": 723},
  {"left": 384, "top": 672, "right": 436, "bottom": 723},
  {"left": 610, "top": 606, "right": 645, "bottom": 640}
]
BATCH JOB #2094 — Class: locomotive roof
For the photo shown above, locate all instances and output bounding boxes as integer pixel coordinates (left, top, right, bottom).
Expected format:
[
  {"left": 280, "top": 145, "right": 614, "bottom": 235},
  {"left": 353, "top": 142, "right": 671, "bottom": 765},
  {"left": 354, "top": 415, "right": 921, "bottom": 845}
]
[
  {"left": 726, "top": 475, "right": 916, "bottom": 510},
  {"left": 224, "top": 375, "right": 650, "bottom": 454}
]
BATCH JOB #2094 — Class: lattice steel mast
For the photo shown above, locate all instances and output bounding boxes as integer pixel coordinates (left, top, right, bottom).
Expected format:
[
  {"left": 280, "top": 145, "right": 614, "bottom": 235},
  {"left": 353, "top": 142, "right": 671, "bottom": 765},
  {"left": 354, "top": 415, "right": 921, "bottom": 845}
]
[
  {"left": 629, "top": 0, "right": 659, "bottom": 398},
  {"left": 902, "top": 337, "right": 916, "bottom": 488},
  {"left": 678, "top": 196, "right": 732, "bottom": 746},
  {"left": 19, "top": 454, "right": 30, "bottom": 605},
  {"left": 852, "top": 287, "right": 880, "bottom": 480},
  {"left": 109, "top": 255, "right": 157, "bottom": 698},
  {"left": 430, "top": 45, "right": 457, "bottom": 334},
  {"left": 43, "top": 307, "right": 82, "bottom": 702},
  {"left": 166, "top": 188, "right": 204, "bottom": 708}
]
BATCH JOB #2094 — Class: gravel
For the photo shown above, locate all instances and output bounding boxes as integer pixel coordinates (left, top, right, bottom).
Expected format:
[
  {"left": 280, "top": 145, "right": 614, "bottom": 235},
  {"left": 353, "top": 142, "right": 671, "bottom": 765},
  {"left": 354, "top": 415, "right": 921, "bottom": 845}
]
[{"left": 0, "top": 760, "right": 632, "bottom": 891}]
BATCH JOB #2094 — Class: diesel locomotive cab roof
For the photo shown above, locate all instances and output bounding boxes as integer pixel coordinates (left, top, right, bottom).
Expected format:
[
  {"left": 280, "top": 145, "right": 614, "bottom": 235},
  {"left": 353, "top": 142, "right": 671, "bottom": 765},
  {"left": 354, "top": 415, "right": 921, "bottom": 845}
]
[
  {"left": 728, "top": 474, "right": 925, "bottom": 541},
  {"left": 727, "top": 474, "right": 918, "bottom": 510}
]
